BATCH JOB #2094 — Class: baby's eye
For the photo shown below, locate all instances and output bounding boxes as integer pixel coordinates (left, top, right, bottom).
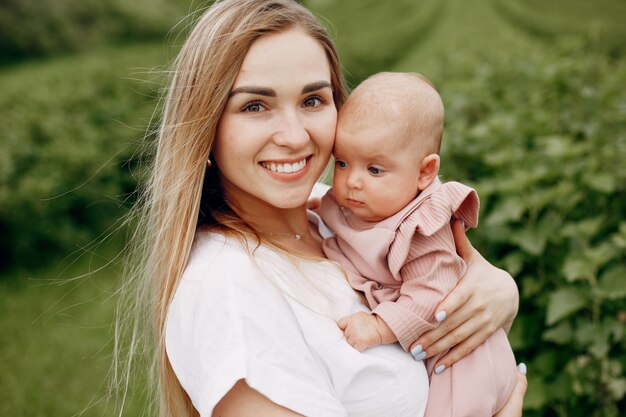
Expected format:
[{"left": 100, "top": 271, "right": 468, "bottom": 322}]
[
  {"left": 368, "top": 166, "right": 383, "bottom": 175},
  {"left": 303, "top": 96, "right": 323, "bottom": 108},
  {"left": 335, "top": 160, "right": 348, "bottom": 168},
  {"left": 242, "top": 101, "right": 266, "bottom": 112}
]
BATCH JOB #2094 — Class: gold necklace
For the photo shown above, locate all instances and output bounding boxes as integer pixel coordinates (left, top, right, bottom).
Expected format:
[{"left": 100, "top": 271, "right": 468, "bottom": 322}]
[{"left": 262, "top": 230, "right": 310, "bottom": 241}]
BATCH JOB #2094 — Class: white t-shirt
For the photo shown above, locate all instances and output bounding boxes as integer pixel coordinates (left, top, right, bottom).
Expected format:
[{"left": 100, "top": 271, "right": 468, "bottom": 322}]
[{"left": 165, "top": 212, "right": 428, "bottom": 416}]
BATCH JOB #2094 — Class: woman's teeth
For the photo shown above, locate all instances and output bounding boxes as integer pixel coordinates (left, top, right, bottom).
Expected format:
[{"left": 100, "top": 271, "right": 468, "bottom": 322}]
[{"left": 261, "top": 158, "right": 306, "bottom": 173}]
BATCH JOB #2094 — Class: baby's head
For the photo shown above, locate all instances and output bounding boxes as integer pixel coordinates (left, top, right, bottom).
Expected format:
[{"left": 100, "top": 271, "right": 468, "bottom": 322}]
[{"left": 332, "top": 72, "right": 444, "bottom": 222}]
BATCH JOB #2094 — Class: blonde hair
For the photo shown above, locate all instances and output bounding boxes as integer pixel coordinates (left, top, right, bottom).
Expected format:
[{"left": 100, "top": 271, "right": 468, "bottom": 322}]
[{"left": 114, "top": 1, "right": 347, "bottom": 416}]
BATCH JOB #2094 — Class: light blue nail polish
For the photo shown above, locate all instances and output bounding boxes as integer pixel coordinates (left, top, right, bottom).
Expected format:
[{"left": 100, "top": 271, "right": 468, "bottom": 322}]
[
  {"left": 436, "top": 311, "right": 447, "bottom": 322},
  {"left": 517, "top": 363, "right": 527, "bottom": 375},
  {"left": 435, "top": 364, "right": 446, "bottom": 374},
  {"left": 413, "top": 351, "right": 427, "bottom": 361},
  {"left": 410, "top": 344, "right": 423, "bottom": 356}
]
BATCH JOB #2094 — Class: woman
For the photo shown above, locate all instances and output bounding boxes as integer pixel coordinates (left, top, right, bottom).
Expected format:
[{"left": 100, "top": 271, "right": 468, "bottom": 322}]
[{"left": 121, "top": 0, "right": 527, "bottom": 416}]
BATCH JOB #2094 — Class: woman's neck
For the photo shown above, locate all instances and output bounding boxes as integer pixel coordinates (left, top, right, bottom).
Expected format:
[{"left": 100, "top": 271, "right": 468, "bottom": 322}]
[{"left": 224, "top": 190, "right": 326, "bottom": 258}]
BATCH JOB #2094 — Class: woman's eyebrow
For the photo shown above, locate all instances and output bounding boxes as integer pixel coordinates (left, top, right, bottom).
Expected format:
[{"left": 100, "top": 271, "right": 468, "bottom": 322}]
[
  {"left": 229, "top": 81, "right": 331, "bottom": 97},
  {"left": 229, "top": 86, "right": 275, "bottom": 97},
  {"left": 302, "top": 81, "right": 332, "bottom": 93}
]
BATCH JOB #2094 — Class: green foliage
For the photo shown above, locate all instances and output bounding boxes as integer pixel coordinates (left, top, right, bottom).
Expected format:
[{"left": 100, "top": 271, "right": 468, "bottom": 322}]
[
  {"left": 311, "top": 0, "right": 443, "bottom": 86},
  {"left": 0, "top": 247, "right": 150, "bottom": 416},
  {"left": 435, "top": 38, "right": 626, "bottom": 417},
  {"left": 0, "top": 44, "right": 167, "bottom": 269},
  {"left": 0, "top": 0, "right": 193, "bottom": 64},
  {"left": 493, "top": 0, "right": 626, "bottom": 58}
]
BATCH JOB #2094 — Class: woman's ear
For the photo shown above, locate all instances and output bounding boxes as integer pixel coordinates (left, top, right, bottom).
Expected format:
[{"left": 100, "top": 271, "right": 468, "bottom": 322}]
[{"left": 418, "top": 154, "right": 440, "bottom": 190}]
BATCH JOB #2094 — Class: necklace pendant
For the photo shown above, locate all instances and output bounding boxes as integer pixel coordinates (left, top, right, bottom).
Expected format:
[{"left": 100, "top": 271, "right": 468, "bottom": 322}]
[{"left": 294, "top": 234, "right": 301, "bottom": 240}]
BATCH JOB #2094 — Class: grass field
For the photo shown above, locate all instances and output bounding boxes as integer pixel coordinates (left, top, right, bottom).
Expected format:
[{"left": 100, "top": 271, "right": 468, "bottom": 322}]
[
  {"left": 0, "top": 243, "right": 148, "bottom": 416},
  {"left": 1, "top": 0, "right": 625, "bottom": 415}
]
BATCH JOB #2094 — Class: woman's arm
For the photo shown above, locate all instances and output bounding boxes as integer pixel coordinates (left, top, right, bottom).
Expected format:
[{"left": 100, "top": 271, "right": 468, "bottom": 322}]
[
  {"left": 213, "top": 379, "right": 304, "bottom": 417},
  {"left": 412, "top": 220, "right": 519, "bottom": 368}
]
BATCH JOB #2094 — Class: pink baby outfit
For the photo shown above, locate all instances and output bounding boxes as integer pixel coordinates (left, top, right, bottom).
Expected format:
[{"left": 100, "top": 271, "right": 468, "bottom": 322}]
[{"left": 320, "top": 178, "right": 517, "bottom": 417}]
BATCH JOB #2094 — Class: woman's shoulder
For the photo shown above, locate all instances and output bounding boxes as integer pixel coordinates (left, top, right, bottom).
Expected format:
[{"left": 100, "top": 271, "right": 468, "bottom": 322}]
[{"left": 182, "top": 229, "right": 258, "bottom": 282}]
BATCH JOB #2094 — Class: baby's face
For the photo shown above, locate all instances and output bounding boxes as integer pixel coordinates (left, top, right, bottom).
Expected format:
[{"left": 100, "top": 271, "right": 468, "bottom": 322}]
[{"left": 332, "top": 115, "right": 422, "bottom": 222}]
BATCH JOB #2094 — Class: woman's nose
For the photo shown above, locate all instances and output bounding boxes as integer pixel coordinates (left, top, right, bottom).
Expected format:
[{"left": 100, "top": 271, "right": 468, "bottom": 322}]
[{"left": 273, "top": 110, "right": 309, "bottom": 148}]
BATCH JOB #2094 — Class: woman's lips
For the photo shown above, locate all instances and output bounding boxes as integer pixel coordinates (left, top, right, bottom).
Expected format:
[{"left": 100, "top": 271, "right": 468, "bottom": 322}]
[{"left": 259, "top": 156, "right": 311, "bottom": 181}]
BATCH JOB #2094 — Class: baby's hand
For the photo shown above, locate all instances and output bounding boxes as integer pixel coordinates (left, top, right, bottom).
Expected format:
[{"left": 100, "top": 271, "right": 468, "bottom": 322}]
[
  {"left": 338, "top": 312, "right": 394, "bottom": 352},
  {"left": 306, "top": 197, "right": 321, "bottom": 211}
]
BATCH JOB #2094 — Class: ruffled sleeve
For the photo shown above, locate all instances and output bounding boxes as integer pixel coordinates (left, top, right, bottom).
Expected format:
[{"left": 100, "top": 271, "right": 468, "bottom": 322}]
[
  {"left": 165, "top": 235, "right": 347, "bottom": 417},
  {"left": 388, "top": 181, "right": 479, "bottom": 279},
  {"left": 373, "top": 181, "right": 480, "bottom": 351}
]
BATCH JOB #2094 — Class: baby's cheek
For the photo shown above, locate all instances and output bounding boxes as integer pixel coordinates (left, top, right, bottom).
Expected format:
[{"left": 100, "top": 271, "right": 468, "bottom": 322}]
[{"left": 332, "top": 170, "right": 345, "bottom": 193}]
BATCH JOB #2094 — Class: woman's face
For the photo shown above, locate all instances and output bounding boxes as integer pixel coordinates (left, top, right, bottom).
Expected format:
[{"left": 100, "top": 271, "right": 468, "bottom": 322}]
[{"left": 213, "top": 28, "right": 337, "bottom": 211}]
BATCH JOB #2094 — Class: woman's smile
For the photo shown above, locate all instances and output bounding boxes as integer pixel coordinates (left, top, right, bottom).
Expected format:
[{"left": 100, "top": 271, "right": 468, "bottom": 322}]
[{"left": 213, "top": 28, "right": 337, "bottom": 210}]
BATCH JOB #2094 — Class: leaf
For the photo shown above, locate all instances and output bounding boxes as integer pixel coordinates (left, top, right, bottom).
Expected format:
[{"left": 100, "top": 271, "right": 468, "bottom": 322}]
[
  {"left": 584, "top": 173, "right": 616, "bottom": 193},
  {"left": 512, "top": 229, "right": 547, "bottom": 256},
  {"left": 574, "top": 318, "right": 597, "bottom": 347},
  {"left": 562, "top": 256, "right": 594, "bottom": 282},
  {"left": 543, "top": 321, "right": 573, "bottom": 344},
  {"left": 598, "top": 265, "right": 626, "bottom": 299},
  {"left": 589, "top": 336, "right": 609, "bottom": 358},
  {"left": 608, "top": 378, "right": 626, "bottom": 401},
  {"left": 502, "top": 252, "right": 525, "bottom": 277},
  {"left": 546, "top": 288, "right": 588, "bottom": 325},
  {"left": 561, "top": 217, "right": 605, "bottom": 239},
  {"left": 485, "top": 196, "right": 525, "bottom": 226}
]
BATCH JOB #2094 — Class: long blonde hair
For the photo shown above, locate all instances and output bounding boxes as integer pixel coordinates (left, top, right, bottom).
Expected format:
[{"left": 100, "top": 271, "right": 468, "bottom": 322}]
[{"left": 114, "top": 1, "right": 347, "bottom": 416}]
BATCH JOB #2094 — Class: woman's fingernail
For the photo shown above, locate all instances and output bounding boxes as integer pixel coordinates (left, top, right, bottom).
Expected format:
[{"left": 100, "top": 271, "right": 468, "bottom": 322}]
[
  {"left": 411, "top": 344, "right": 423, "bottom": 356},
  {"left": 436, "top": 311, "right": 447, "bottom": 322},
  {"left": 517, "top": 363, "right": 527, "bottom": 375},
  {"left": 435, "top": 364, "right": 446, "bottom": 374},
  {"left": 413, "top": 350, "right": 427, "bottom": 361}
]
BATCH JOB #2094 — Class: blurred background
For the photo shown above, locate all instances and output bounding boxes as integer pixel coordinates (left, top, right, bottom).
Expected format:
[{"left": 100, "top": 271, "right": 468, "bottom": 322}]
[{"left": 0, "top": 0, "right": 624, "bottom": 415}]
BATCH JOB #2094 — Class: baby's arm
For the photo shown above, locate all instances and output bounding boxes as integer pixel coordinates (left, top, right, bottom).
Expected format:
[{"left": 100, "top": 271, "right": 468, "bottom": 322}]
[
  {"left": 337, "top": 312, "right": 396, "bottom": 352},
  {"left": 374, "top": 229, "right": 461, "bottom": 352}
]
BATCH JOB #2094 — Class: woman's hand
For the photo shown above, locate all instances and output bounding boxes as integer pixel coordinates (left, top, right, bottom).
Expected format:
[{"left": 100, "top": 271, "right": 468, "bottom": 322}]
[{"left": 411, "top": 220, "right": 519, "bottom": 368}]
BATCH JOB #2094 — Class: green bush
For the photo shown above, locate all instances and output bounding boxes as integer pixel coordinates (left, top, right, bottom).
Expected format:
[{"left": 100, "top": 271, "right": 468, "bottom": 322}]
[
  {"left": 0, "top": 44, "right": 167, "bottom": 269},
  {"left": 435, "top": 37, "right": 626, "bottom": 417},
  {"left": 311, "top": 0, "right": 443, "bottom": 86},
  {"left": 493, "top": 0, "right": 626, "bottom": 58},
  {"left": 0, "top": 0, "right": 192, "bottom": 64}
]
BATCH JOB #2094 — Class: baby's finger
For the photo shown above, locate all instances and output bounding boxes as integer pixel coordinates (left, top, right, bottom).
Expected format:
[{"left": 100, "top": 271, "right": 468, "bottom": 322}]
[
  {"left": 337, "top": 317, "right": 348, "bottom": 330},
  {"left": 353, "top": 341, "right": 366, "bottom": 352},
  {"left": 307, "top": 197, "right": 321, "bottom": 211}
]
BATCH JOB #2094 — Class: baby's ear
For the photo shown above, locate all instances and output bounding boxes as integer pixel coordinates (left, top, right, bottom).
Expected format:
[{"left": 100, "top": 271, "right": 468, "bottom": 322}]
[{"left": 418, "top": 154, "right": 440, "bottom": 190}]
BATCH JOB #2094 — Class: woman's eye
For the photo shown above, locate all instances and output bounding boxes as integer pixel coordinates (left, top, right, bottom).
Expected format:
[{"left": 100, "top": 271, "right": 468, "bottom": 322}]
[
  {"left": 303, "top": 96, "right": 323, "bottom": 108},
  {"left": 336, "top": 160, "right": 347, "bottom": 168},
  {"left": 242, "top": 101, "right": 265, "bottom": 112},
  {"left": 368, "top": 166, "right": 382, "bottom": 175}
]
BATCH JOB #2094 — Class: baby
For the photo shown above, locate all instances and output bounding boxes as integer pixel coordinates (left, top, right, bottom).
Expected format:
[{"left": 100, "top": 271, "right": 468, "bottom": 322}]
[{"left": 319, "top": 72, "right": 517, "bottom": 417}]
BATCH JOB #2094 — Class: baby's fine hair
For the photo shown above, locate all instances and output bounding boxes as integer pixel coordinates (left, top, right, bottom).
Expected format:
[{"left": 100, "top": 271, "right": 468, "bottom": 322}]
[{"left": 342, "top": 72, "right": 444, "bottom": 154}]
